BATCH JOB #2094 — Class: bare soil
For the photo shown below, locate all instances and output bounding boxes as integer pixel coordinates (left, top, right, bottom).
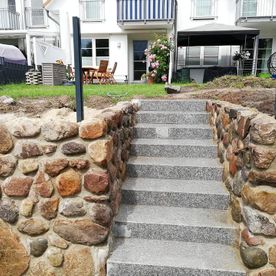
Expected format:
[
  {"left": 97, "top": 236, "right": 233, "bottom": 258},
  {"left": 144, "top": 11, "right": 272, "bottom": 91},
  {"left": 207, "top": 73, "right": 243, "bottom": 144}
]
[
  {"left": 0, "top": 96, "right": 114, "bottom": 116},
  {"left": 173, "top": 88, "right": 276, "bottom": 116},
  {"left": 0, "top": 88, "right": 275, "bottom": 116}
]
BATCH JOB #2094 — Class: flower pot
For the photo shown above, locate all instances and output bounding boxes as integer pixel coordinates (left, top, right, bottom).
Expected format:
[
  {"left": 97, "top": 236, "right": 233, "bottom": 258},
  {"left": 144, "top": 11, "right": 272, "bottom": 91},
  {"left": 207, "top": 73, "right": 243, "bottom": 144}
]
[{"left": 147, "top": 77, "right": 155, "bottom": 84}]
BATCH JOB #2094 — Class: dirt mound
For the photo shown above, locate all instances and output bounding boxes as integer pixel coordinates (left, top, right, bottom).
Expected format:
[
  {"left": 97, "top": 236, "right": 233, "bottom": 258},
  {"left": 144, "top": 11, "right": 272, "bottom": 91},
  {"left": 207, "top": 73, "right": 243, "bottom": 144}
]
[{"left": 205, "top": 75, "right": 276, "bottom": 89}]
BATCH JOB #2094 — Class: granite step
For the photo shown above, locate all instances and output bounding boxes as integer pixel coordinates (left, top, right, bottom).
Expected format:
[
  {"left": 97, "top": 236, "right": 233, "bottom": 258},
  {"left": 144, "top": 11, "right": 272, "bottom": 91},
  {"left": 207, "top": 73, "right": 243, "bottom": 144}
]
[
  {"left": 127, "top": 156, "right": 222, "bottom": 181},
  {"left": 139, "top": 99, "right": 206, "bottom": 112},
  {"left": 130, "top": 138, "right": 217, "bottom": 158},
  {"left": 136, "top": 111, "right": 209, "bottom": 124},
  {"left": 121, "top": 177, "right": 229, "bottom": 209},
  {"left": 107, "top": 238, "right": 246, "bottom": 276},
  {"left": 112, "top": 204, "right": 237, "bottom": 245},
  {"left": 134, "top": 123, "right": 213, "bottom": 139}
]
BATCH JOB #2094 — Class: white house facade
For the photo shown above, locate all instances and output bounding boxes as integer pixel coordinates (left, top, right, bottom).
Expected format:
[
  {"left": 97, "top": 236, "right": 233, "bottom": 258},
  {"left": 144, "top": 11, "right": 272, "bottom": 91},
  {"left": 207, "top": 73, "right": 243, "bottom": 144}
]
[
  {"left": 0, "top": 0, "right": 60, "bottom": 65},
  {"left": 176, "top": 0, "right": 276, "bottom": 82},
  {"left": 1, "top": 0, "right": 276, "bottom": 83},
  {"left": 44, "top": 0, "right": 175, "bottom": 82}
]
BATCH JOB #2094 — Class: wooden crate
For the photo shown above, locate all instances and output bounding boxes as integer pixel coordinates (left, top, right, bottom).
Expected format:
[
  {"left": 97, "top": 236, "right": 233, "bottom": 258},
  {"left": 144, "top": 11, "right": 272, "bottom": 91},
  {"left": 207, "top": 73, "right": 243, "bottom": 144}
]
[{"left": 42, "top": 63, "right": 66, "bottom": 86}]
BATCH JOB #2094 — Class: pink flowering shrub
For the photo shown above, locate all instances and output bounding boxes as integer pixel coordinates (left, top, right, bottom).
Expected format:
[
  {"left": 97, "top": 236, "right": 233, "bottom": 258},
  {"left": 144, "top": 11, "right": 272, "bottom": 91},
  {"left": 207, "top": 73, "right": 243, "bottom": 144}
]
[{"left": 144, "top": 35, "right": 174, "bottom": 82}]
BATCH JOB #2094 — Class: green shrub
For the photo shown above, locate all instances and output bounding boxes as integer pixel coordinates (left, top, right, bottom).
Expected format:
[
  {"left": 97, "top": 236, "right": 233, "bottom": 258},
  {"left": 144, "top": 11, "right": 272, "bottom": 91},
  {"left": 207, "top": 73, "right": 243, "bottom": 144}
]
[{"left": 258, "top": 73, "right": 271, "bottom": 79}]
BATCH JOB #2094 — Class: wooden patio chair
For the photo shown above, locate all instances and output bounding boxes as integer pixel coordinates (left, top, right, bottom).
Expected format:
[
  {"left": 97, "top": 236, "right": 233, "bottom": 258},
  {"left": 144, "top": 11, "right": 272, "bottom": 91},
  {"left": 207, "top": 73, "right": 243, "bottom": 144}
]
[
  {"left": 93, "top": 60, "right": 109, "bottom": 84},
  {"left": 106, "top": 62, "right": 117, "bottom": 84}
]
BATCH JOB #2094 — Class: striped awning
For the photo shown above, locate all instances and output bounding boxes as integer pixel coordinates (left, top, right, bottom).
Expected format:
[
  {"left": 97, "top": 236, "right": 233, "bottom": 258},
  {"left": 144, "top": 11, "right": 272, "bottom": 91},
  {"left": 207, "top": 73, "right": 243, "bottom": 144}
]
[{"left": 117, "top": 0, "right": 175, "bottom": 21}]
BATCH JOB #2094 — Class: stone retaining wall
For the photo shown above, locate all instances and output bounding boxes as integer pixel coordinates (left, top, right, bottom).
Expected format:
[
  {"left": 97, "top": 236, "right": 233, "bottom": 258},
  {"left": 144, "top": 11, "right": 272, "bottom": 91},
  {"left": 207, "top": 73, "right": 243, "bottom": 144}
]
[
  {"left": 206, "top": 100, "right": 276, "bottom": 275},
  {"left": 0, "top": 101, "right": 137, "bottom": 275}
]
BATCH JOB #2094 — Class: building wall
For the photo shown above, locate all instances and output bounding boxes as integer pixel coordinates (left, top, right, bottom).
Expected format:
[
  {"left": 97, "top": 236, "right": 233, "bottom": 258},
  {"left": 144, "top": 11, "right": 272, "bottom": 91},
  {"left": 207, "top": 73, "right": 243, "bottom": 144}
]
[
  {"left": 47, "top": 0, "right": 172, "bottom": 82},
  {"left": 176, "top": 0, "right": 236, "bottom": 30}
]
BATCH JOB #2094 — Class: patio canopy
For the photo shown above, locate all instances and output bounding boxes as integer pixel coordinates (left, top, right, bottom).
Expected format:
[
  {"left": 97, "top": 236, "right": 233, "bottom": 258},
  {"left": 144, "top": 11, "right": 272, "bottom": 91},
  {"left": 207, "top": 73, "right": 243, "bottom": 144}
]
[{"left": 177, "top": 23, "right": 260, "bottom": 47}]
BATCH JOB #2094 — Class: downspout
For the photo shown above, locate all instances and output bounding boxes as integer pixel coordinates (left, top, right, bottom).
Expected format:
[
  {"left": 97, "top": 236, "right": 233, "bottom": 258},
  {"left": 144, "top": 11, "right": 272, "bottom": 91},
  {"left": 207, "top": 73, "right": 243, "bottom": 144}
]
[
  {"left": 168, "top": 0, "right": 178, "bottom": 84},
  {"left": 173, "top": 0, "right": 178, "bottom": 72},
  {"left": 45, "top": 9, "right": 61, "bottom": 47},
  {"left": 46, "top": 9, "right": 60, "bottom": 26}
]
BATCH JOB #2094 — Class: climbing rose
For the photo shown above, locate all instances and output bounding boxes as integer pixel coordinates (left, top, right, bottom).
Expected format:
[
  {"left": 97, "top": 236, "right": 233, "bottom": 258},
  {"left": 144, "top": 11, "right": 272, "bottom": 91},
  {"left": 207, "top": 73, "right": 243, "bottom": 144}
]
[{"left": 161, "top": 74, "right": 167, "bottom": 82}]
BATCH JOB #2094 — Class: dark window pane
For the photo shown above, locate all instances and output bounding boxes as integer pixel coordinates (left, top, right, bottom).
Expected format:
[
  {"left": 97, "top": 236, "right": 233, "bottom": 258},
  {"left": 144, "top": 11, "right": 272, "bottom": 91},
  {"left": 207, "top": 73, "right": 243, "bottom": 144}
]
[
  {"left": 82, "top": 49, "right": 92, "bottom": 57},
  {"left": 204, "top": 46, "right": 218, "bottom": 56},
  {"left": 186, "top": 57, "right": 200, "bottom": 66},
  {"left": 133, "top": 41, "right": 147, "bottom": 51},
  {"left": 81, "top": 39, "right": 92, "bottom": 48},
  {"left": 134, "top": 52, "right": 146, "bottom": 61},
  {"left": 96, "top": 49, "right": 109, "bottom": 56},
  {"left": 134, "top": 61, "right": 146, "bottom": 70},
  {"left": 96, "top": 39, "right": 109, "bottom": 48},
  {"left": 204, "top": 56, "right": 218, "bottom": 65},
  {"left": 259, "top": 39, "right": 272, "bottom": 49},
  {"left": 134, "top": 71, "right": 145, "bottom": 80}
]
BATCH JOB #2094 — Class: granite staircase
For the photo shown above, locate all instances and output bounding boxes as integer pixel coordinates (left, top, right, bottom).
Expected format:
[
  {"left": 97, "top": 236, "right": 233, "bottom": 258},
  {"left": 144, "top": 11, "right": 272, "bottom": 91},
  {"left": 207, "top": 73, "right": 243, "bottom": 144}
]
[{"left": 107, "top": 100, "right": 246, "bottom": 276}]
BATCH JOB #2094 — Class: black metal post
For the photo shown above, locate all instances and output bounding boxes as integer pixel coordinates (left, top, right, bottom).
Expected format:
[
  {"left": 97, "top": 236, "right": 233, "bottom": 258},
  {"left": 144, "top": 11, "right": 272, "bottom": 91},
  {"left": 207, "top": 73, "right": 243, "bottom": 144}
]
[{"left": 72, "top": 16, "right": 84, "bottom": 122}]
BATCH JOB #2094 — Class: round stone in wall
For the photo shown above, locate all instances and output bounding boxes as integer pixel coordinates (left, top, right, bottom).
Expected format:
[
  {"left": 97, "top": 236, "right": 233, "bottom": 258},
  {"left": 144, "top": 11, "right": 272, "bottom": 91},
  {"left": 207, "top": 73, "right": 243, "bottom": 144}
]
[
  {"left": 60, "top": 198, "right": 86, "bottom": 217},
  {"left": 0, "top": 124, "right": 13, "bottom": 154},
  {"left": 61, "top": 142, "right": 86, "bottom": 155},
  {"left": 17, "top": 218, "right": 49, "bottom": 236},
  {"left": 240, "top": 242, "right": 268, "bottom": 269},
  {"left": 30, "top": 238, "right": 48, "bottom": 257},
  {"left": 0, "top": 199, "right": 19, "bottom": 224},
  {"left": 0, "top": 155, "right": 17, "bottom": 177},
  {"left": 41, "top": 120, "right": 79, "bottom": 142},
  {"left": 10, "top": 118, "right": 41, "bottom": 138},
  {"left": 0, "top": 220, "right": 29, "bottom": 275},
  {"left": 56, "top": 169, "right": 81, "bottom": 197}
]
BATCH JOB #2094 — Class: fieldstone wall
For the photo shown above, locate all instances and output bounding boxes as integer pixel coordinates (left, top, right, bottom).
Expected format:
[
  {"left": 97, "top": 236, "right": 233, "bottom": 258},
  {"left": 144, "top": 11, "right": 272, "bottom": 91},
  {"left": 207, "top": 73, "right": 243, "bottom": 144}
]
[
  {"left": 0, "top": 101, "right": 137, "bottom": 276},
  {"left": 206, "top": 100, "right": 276, "bottom": 276}
]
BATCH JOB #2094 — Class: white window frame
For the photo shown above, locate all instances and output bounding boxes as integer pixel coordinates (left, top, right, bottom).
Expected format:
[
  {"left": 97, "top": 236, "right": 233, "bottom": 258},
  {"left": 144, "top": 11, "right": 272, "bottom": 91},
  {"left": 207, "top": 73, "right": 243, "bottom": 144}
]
[
  {"left": 80, "top": 0, "right": 105, "bottom": 22},
  {"left": 191, "top": 0, "right": 217, "bottom": 20},
  {"left": 81, "top": 38, "right": 109, "bottom": 67},
  {"left": 185, "top": 46, "right": 219, "bottom": 67}
]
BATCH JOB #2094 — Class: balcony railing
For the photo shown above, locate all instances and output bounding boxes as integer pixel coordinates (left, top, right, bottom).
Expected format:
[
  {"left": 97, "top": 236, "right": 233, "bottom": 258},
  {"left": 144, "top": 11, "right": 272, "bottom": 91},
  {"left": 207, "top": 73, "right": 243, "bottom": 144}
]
[
  {"left": 117, "top": 0, "right": 175, "bottom": 23},
  {"left": 80, "top": 0, "right": 105, "bottom": 21},
  {"left": 0, "top": 9, "right": 20, "bottom": 30},
  {"left": 236, "top": 0, "right": 276, "bottom": 22},
  {"left": 25, "top": 8, "right": 47, "bottom": 28}
]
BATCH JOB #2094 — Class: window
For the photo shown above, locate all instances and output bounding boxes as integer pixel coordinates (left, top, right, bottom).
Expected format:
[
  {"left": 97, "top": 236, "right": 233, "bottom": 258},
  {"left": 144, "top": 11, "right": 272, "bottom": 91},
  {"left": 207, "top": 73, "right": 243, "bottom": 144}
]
[
  {"left": 242, "top": 38, "right": 272, "bottom": 74},
  {"left": 185, "top": 46, "right": 219, "bottom": 66},
  {"left": 29, "top": 0, "right": 45, "bottom": 27},
  {"left": 194, "top": 0, "right": 214, "bottom": 18},
  {"left": 258, "top": 39, "right": 272, "bottom": 72},
  {"left": 242, "top": 0, "right": 257, "bottom": 17},
  {"left": 81, "top": 38, "right": 109, "bottom": 67},
  {"left": 81, "top": 0, "right": 105, "bottom": 21},
  {"left": 186, "top": 47, "right": 201, "bottom": 66},
  {"left": 8, "top": 0, "right": 16, "bottom": 12},
  {"left": 204, "top": 46, "right": 219, "bottom": 65}
]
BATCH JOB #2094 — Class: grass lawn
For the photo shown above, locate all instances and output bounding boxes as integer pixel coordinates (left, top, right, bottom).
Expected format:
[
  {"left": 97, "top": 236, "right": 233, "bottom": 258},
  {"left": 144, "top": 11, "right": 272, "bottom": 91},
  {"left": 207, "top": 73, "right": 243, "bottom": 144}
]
[{"left": 0, "top": 83, "right": 171, "bottom": 100}]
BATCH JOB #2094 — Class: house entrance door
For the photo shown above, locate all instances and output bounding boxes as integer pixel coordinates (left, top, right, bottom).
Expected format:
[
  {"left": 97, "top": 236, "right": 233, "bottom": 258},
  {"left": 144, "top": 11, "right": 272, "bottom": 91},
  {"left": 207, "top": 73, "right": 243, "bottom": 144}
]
[{"left": 133, "top": 40, "right": 148, "bottom": 81}]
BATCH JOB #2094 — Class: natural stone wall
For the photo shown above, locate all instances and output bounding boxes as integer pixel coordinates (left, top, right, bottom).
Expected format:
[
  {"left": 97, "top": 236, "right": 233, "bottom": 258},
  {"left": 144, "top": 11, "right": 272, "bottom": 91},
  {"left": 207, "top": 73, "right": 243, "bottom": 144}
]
[
  {"left": 0, "top": 101, "right": 137, "bottom": 276},
  {"left": 206, "top": 100, "right": 276, "bottom": 275}
]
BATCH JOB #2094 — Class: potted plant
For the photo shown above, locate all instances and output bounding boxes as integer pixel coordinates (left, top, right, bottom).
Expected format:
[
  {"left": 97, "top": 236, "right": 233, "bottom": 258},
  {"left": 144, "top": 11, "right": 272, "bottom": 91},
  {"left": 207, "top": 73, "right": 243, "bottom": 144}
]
[
  {"left": 141, "top": 70, "right": 157, "bottom": 84},
  {"left": 233, "top": 51, "right": 250, "bottom": 75}
]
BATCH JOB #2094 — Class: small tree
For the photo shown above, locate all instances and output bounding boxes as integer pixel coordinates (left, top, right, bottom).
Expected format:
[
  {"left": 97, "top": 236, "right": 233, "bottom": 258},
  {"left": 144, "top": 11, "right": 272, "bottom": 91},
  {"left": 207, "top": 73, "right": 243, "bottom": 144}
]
[{"left": 144, "top": 34, "right": 174, "bottom": 83}]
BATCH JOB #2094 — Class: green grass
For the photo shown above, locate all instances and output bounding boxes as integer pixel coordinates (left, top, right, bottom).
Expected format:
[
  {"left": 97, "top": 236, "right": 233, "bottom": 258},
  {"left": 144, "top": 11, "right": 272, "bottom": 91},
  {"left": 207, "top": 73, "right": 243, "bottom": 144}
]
[{"left": 0, "top": 83, "right": 170, "bottom": 100}]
